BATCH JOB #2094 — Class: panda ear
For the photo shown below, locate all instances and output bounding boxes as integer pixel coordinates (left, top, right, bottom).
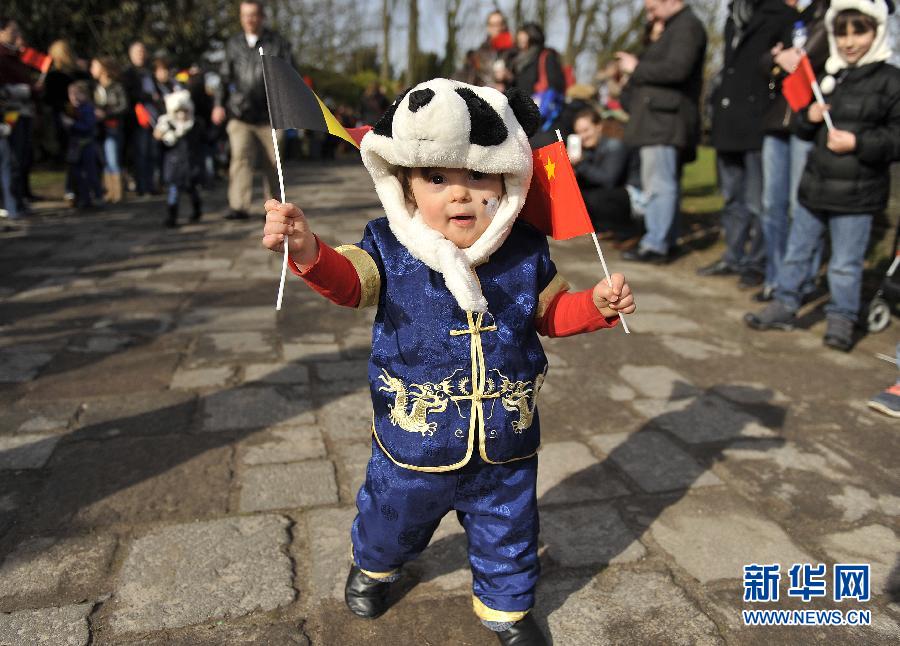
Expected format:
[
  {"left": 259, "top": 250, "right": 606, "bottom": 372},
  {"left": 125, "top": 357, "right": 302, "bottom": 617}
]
[
  {"left": 373, "top": 88, "right": 411, "bottom": 138},
  {"left": 505, "top": 88, "right": 541, "bottom": 137}
]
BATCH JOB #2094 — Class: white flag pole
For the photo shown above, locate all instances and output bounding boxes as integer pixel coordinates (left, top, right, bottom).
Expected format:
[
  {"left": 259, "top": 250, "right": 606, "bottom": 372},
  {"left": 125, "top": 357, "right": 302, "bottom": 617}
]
[
  {"left": 557, "top": 130, "right": 630, "bottom": 334},
  {"left": 259, "top": 47, "right": 290, "bottom": 311},
  {"left": 799, "top": 49, "right": 834, "bottom": 131}
]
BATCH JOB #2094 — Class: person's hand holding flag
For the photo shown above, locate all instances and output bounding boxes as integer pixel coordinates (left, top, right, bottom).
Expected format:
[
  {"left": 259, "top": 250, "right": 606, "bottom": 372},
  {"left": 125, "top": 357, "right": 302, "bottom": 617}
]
[{"left": 519, "top": 137, "right": 632, "bottom": 332}]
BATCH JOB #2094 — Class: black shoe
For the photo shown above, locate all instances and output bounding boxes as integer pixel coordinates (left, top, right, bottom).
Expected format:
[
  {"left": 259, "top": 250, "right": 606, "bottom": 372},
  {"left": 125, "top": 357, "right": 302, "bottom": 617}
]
[
  {"left": 697, "top": 259, "right": 738, "bottom": 277},
  {"left": 225, "top": 209, "right": 249, "bottom": 220},
  {"left": 823, "top": 316, "right": 855, "bottom": 352},
  {"left": 752, "top": 286, "right": 775, "bottom": 303},
  {"left": 622, "top": 247, "right": 668, "bottom": 265},
  {"left": 344, "top": 565, "right": 391, "bottom": 619},
  {"left": 190, "top": 198, "right": 202, "bottom": 223},
  {"left": 744, "top": 301, "right": 796, "bottom": 331},
  {"left": 738, "top": 270, "right": 765, "bottom": 290},
  {"left": 495, "top": 614, "right": 548, "bottom": 646},
  {"left": 165, "top": 204, "right": 178, "bottom": 228}
]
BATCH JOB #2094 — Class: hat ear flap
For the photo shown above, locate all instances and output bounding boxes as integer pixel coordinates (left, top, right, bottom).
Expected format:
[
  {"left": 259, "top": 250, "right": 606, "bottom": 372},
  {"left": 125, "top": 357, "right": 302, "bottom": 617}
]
[{"left": 505, "top": 87, "right": 541, "bottom": 137}]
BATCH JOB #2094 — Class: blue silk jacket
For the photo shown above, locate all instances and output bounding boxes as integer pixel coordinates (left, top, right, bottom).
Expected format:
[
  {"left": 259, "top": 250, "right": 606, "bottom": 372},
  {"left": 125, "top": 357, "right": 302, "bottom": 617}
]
[{"left": 336, "top": 217, "right": 569, "bottom": 472}]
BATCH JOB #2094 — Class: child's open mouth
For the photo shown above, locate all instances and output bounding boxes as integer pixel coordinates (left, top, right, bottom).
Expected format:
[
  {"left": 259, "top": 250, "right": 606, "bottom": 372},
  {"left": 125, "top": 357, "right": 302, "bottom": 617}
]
[{"left": 450, "top": 214, "right": 476, "bottom": 227}]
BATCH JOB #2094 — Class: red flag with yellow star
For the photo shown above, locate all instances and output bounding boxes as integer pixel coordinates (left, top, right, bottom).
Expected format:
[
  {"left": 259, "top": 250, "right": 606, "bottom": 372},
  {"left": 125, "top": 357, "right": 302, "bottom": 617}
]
[{"left": 518, "top": 141, "right": 594, "bottom": 240}]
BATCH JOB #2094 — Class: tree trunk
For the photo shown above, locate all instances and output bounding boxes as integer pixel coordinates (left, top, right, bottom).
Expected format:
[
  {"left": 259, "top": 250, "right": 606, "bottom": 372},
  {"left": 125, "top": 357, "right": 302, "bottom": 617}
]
[
  {"left": 443, "top": 0, "right": 461, "bottom": 77},
  {"left": 407, "top": 0, "right": 419, "bottom": 86},
  {"left": 514, "top": 0, "right": 523, "bottom": 30},
  {"left": 381, "top": 0, "right": 391, "bottom": 82}
]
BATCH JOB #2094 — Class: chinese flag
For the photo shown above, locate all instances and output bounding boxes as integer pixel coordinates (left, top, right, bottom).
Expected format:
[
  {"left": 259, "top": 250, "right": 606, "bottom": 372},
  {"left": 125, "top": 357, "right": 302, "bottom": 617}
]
[
  {"left": 20, "top": 47, "right": 52, "bottom": 73},
  {"left": 782, "top": 54, "right": 816, "bottom": 112},
  {"left": 518, "top": 141, "right": 594, "bottom": 240},
  {"left": 134, "top": 103, "right": 154, "bottom": 128}
]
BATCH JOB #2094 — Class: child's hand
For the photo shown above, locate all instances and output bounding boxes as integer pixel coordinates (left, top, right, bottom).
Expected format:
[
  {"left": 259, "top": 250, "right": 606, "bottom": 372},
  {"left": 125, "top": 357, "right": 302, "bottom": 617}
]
[
  {"left": 827, "top": 128, "right": 856, "bottom": 154},
  {"left": 592, "top": 273, "right": 635, "bottom": 318},
  {"left": 262, "top": 200, "right": 318, "bottom": 267},
  {"left": 808, "top": 102, "right": 830, "bottom": 124}
]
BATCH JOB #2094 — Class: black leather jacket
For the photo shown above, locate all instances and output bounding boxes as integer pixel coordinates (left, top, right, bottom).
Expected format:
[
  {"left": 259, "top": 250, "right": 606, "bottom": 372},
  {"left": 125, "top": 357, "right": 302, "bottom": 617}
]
[{"left": 216, "top": 29, "right": 295, "bottom": 124}]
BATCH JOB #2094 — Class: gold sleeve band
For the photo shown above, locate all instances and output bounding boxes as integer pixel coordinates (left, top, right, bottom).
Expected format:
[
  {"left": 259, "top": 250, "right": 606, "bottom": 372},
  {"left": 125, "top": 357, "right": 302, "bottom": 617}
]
[
  {"left": 335, "top": 244, "right": 381, "bottom": 309},
  {"left": 534, "top": 273, "right": 570, "bottom": 321}
]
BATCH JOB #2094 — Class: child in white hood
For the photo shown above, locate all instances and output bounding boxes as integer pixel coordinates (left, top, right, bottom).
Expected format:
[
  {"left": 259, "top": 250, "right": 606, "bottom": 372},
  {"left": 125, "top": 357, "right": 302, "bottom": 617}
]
[
  {"left": 261, "top": 79, "right": 634, "bottom": 645},
  {"left": 153, "top": 89, "right": 205, "bottom": 227},
  {"left": 746, "top": 0, "right": 900, "bottom": 352}
]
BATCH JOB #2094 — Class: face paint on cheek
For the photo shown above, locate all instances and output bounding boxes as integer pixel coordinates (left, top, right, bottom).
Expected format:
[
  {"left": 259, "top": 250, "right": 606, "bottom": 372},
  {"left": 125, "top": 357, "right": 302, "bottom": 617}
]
[{"left": 482, "top": 197, "right": 500, "bottom": 218}]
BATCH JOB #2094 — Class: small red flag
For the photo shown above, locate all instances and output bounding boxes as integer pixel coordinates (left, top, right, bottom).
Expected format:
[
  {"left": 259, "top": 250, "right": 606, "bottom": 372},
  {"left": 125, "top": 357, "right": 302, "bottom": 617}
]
[
  {"left": 782, "top": 54, "right": 816, "bottom": 112},
  {"left": 491, "top": 32, "right": 513, "bottom": 51},
  {"left": 518, "top": 141, "right": 594, "bottom": 240},
  {"left": 20, "top": 47, "right": 52, "bottom": 74},
  {"left": 134, "top": 103, "right": 153, "bottom": 128}
]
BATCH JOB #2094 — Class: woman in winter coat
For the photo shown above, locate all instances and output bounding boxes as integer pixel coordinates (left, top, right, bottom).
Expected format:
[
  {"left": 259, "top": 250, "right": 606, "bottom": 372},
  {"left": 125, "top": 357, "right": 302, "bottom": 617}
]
[{"left": 90, "top": 56, "right": 128, "bottom": 203}]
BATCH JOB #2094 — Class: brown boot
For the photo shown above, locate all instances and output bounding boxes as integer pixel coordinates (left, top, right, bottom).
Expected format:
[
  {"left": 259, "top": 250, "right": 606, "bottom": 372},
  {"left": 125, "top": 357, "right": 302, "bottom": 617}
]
[{"left": 107, "top": 172, "right": 123, "bottom": 203}]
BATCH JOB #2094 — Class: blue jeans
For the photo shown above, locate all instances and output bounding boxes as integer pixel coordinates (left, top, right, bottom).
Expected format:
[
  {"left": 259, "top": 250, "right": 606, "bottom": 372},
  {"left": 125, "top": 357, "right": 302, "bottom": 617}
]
[
  {"left": 775, "top": 208, "right": 873, "bottom": 323},
  {"left": 103, "top": 132, "right": 122, "bottom": 174},
  {"left": 761, "top": 135, "right": 820, "bottom": 291},
  {"left": 718, "top": 150, "right": 764, "bottom": 272},
  {"left": 638, "top": 145, "right": 680, "bottom": 255},
  {"left": 0, "top": 138, "right": 18, "bottom": 218},
  {"left": 131, "top": 127, "right": 156, "bottom": 194}
]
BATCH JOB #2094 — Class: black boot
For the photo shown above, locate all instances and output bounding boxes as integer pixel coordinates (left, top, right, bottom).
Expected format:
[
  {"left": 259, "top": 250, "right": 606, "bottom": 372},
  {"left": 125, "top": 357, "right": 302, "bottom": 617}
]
[
  {"left": 494, "top": 614, "right": 548, "bottom": 646},
  {"left": 165, "top": 203, "right": 178, "bottom": 228},
  {"left": 190, "top": 195, "right": 202, "bottom": 222},
  {"left": 344, "top": 565, "right": 391, "bottom": 619}
]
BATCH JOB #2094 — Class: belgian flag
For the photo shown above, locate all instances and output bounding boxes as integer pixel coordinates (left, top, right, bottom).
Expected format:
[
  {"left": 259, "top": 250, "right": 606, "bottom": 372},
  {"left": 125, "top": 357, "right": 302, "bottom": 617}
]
[{"left": 260, "top": 50, "right": 366, "bottom": 148}]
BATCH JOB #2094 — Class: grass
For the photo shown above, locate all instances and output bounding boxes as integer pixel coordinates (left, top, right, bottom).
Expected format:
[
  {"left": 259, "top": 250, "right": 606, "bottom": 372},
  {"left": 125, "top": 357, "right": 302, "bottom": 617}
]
[{"left": 680, "top": 146, "right": 722, "bottom": 216}]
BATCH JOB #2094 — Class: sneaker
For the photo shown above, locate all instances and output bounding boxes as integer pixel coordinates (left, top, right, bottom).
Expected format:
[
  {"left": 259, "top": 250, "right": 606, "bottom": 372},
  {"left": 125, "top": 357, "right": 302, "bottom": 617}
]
[
  {"left": 823, "top": 316, "right": 855, "bottom": 352},
  {"left": 738, "top": 270, "right": 765, "bottom": 290},
  {"left": 744, "top": 301, "right": 796, "bottom": 331},
  {"left": 697, "top": 258, "right": 738, "bottom": 277},
  {"left": 867, "top": 384, "right": 900, "bottom": 417},
  {"left": 752, "top": 285, "right": 775, "bottom": 303},
  {"left": 622, "top": 247, "right": 669, "bottom": 265}
]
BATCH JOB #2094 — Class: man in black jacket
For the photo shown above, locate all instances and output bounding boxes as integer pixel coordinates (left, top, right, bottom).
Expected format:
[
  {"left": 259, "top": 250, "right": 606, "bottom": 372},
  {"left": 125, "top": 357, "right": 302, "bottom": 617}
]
[
  {"left": 615, "top": 0, "right": 707, "bottom": 264},
  {"left": 701, "top": 0, "right": 797, "bottom": 285},
  {"left": 212, "top": 1, "right": 295, "bottom": 220}
]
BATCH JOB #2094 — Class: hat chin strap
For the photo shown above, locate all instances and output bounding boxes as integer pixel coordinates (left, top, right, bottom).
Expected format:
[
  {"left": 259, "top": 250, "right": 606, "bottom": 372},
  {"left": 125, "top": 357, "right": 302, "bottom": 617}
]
[{"left": 374, "top": 174, "right": 525, "bottom": 313}]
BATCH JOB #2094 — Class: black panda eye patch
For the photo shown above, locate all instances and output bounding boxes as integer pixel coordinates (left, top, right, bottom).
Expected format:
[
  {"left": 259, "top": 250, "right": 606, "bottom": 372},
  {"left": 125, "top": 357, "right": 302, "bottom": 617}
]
[
  {"left": 454, "top": 88, "right": 508, "bottom": 147},
  {"left": 373, "top": 88, "right": 411, "bottom": 138},
  {"left": 408, "top": 88, "right": 435, "bottom": 112}
]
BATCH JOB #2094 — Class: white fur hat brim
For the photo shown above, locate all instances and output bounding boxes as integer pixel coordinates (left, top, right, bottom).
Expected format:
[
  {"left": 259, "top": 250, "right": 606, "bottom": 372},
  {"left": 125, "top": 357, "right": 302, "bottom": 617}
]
[
  {"left": 360, "top": 78, "right": 536, "bottom": 312},
  {"left": 822, "top": 0, "right": 893, "bottom": 89}
]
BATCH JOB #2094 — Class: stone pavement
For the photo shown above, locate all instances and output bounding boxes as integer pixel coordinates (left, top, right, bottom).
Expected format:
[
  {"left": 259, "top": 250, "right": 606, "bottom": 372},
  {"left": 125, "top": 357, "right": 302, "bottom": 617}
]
[{"left": 0, "top": 160, "right": 897, "bottom": 646}]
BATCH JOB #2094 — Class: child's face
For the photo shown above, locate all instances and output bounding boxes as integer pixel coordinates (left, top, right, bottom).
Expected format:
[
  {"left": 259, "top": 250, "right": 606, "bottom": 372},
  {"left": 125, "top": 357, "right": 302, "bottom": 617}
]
[
  {"left": 409, "top": 167, "right": 504, "bottom": 249},
  {"left": 68, "top": 87, "right": 86, "bottom": 106},
  {"left": 836, "top": 24, "right": 876, "bottom": 66},
  {"left": 175, "top": 108, "right": 189, "bottom": 122}
]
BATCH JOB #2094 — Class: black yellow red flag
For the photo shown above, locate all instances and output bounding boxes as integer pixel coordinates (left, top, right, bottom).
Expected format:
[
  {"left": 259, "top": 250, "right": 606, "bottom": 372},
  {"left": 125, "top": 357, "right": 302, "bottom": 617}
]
[{"left": 259, "top": 51, "right": 358, "bottom": 148}]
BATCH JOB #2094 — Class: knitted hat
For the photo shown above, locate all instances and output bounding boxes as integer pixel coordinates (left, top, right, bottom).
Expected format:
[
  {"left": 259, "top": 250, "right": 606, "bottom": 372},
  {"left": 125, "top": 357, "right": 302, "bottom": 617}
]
[
  {"left": 821, "top": 0, "right": 894, "bottom": 94},
  {"left": 359, "top": 78, "right": 540, "bottom": 312}
]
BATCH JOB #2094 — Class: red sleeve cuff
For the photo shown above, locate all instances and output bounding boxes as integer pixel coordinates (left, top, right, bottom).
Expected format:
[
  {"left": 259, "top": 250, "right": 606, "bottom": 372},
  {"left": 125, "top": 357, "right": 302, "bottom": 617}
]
[
  {"left": 287, "top": 237, "right": 361, "bottom": 308},
  {"left": 535, "top": 288, "right": 620, "bottom": 337}
]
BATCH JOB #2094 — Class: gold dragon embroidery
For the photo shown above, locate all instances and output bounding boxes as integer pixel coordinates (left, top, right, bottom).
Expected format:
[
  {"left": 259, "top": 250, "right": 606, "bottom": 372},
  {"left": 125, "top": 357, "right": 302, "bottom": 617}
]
[
  {"left": 378, "top": 369, "right": 454, "bottom": 437},
  {"left": 499, "top": 371, "right": 546, "bottom": 433}
]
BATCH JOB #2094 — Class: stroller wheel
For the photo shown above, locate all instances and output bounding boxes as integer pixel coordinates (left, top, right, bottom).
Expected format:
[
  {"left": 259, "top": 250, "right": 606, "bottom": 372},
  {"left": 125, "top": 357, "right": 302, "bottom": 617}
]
[{"left": 866, "top": 297, "right": 891, "bottom": 333}]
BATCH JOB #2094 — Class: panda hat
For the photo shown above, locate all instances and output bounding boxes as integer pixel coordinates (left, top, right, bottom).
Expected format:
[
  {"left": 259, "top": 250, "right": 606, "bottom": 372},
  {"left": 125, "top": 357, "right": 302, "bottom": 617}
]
[
  {"left": 360, "top": 78, "right": 540, "bottom": 312},
  {"left": 820, "top": 0, "right": 894, "bottom": 94}
]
